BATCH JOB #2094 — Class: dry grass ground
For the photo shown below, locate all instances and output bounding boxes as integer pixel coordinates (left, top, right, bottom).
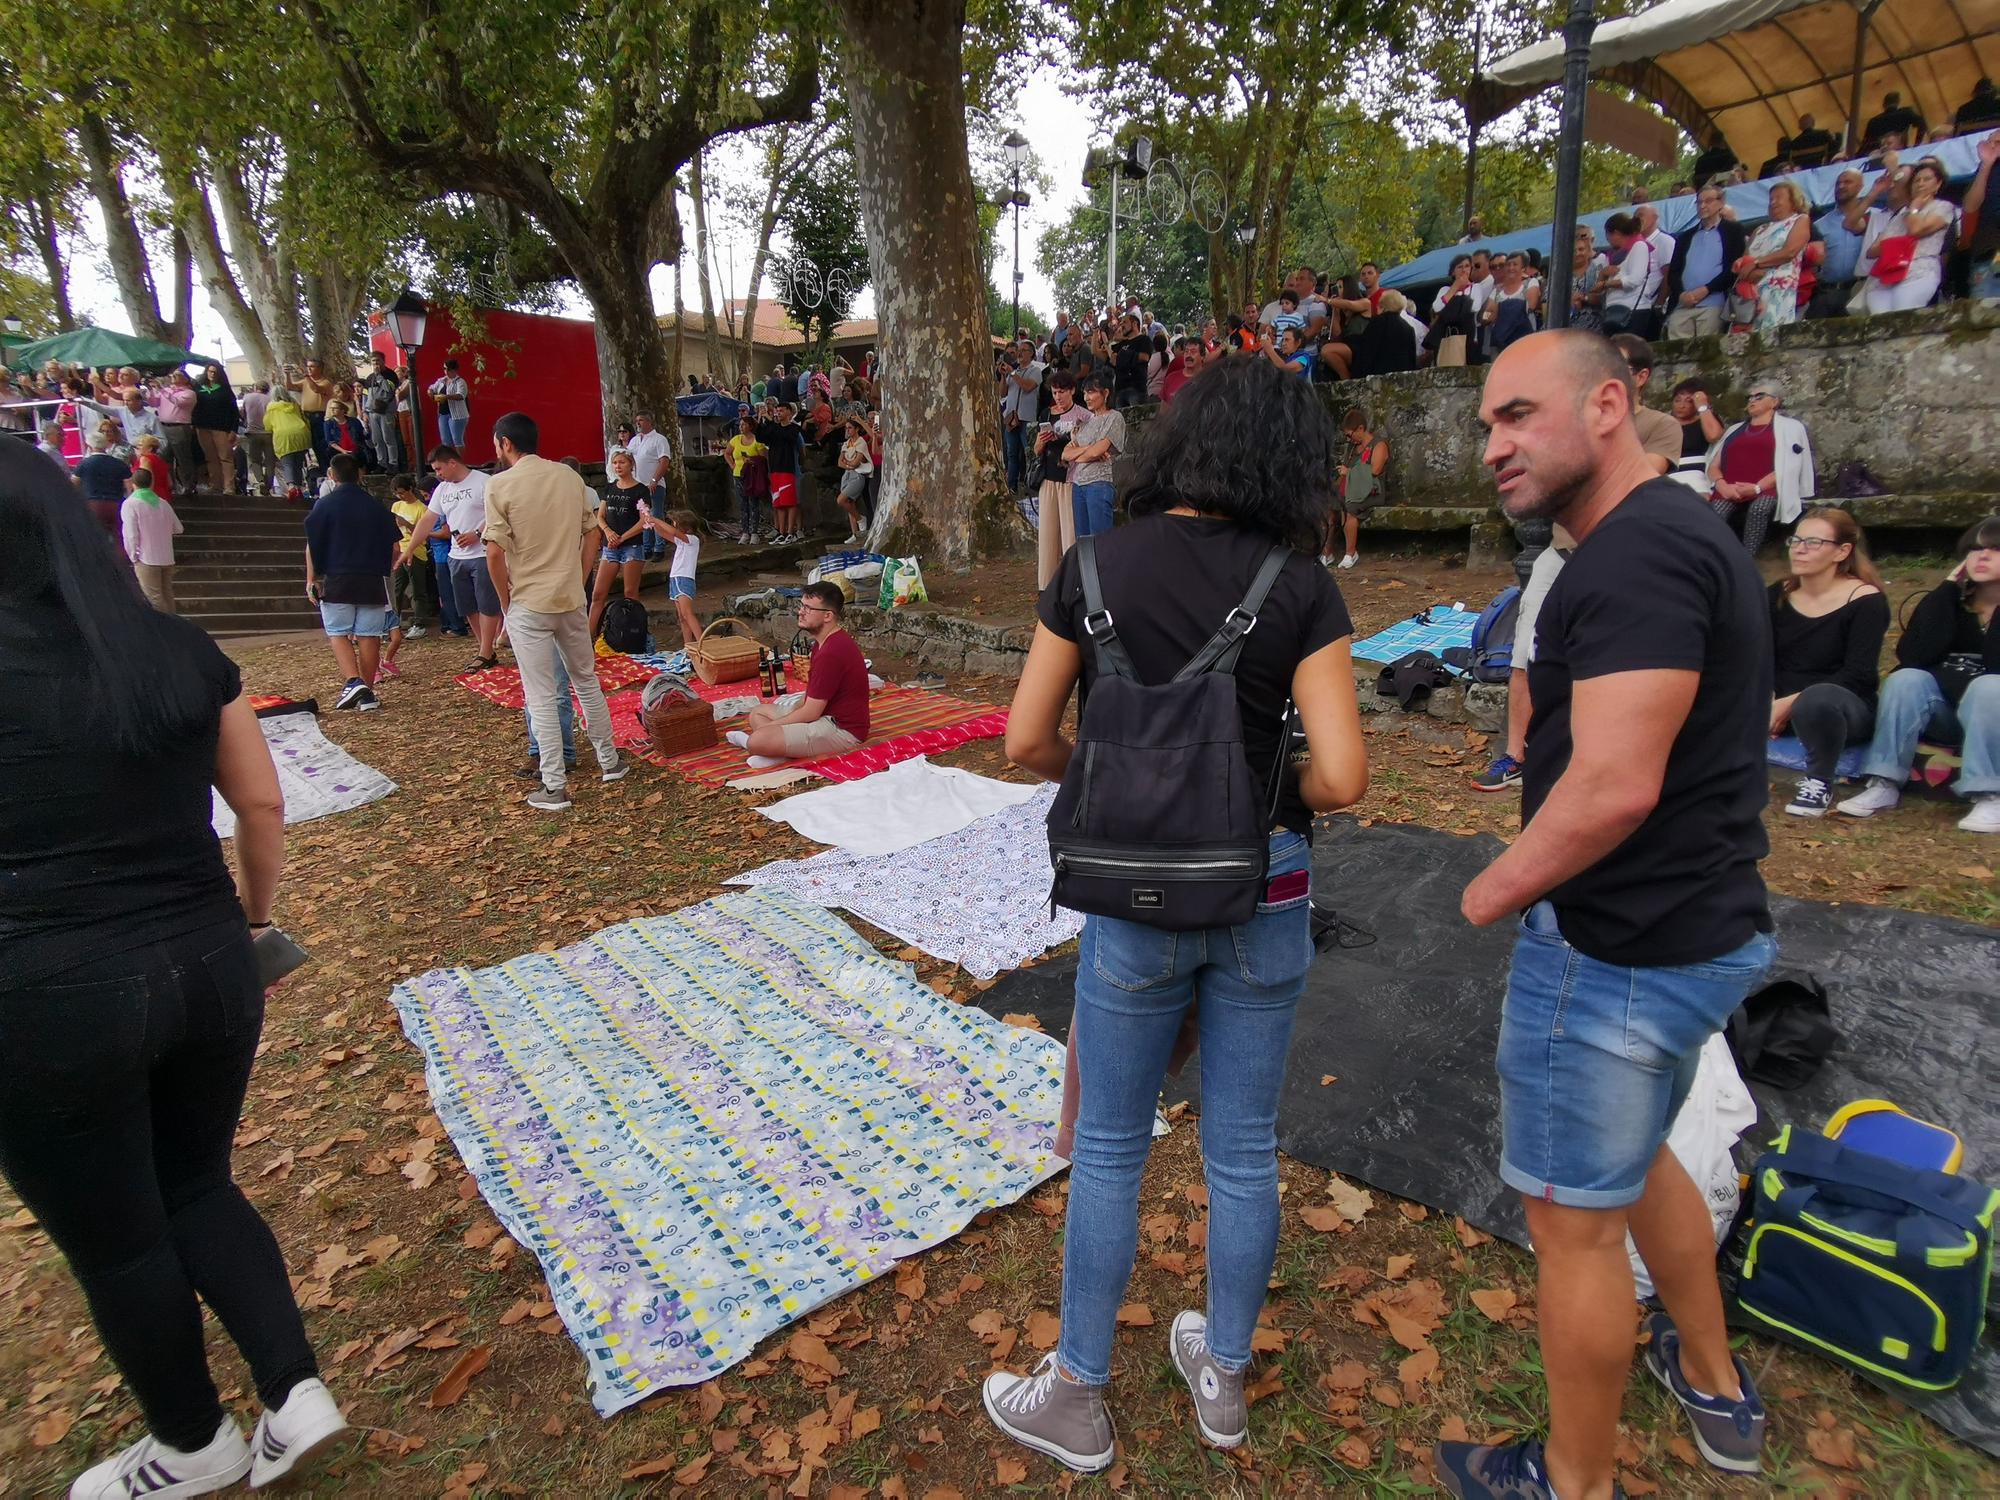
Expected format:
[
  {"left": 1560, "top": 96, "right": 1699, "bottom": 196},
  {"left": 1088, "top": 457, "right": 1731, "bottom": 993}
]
[{"left": 1, "top": 544, "right": 1992, "bottom": 1498}]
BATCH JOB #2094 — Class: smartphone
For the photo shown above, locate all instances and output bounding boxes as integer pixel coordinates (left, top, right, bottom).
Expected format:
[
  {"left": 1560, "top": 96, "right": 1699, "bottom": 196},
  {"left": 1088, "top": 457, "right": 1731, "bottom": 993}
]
[{"left": 254, "top": 926, "right": 310, "bottom": 988}]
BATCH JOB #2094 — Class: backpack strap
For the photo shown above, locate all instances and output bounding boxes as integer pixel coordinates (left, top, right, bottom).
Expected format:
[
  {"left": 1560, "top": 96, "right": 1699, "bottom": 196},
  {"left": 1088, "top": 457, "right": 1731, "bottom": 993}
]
[
  {"left": 1075, "top": 534, "right": 1139, "bottom": 680},
  {"left": 1174, "top": 544, "right": 1294, "bottom": 681}
]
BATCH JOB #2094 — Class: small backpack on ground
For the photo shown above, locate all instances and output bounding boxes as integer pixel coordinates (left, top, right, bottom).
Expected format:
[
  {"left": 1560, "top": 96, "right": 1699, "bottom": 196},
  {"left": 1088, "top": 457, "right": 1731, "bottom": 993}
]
[
  {"left": 1046, "top": 535, "right": 1293, "bottom": 932},
  {"left": 1467, "top": 586, "right": 1522, "bottom": 684},
  {"left": 1736, "top": 1125, "right": 1997, "bottom": 1391},
  {"left": 600, "top": 596, "right": 649, "bottom": 654}
]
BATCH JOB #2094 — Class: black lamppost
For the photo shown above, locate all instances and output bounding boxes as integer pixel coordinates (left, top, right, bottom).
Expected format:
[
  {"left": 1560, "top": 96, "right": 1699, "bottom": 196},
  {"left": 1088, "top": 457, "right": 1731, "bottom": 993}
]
[
  {"left": 383, "top": 289, "right": 430, "bottom": 465},
  {"left": 1002, "top": 131, "right": 1031, "bottom": 339},
  {"left": 1512, "top": 0, "right": 1596, "bottom": 589},
  {"left": 1, "top": 313, "right": 21, "bottom": 336}
]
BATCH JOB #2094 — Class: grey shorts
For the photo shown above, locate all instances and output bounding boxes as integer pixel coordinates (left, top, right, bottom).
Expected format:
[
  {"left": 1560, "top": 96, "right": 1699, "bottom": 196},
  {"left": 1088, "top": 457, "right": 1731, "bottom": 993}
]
[{"left": 448, "top": 556, "right": 500, "bottom": 618}]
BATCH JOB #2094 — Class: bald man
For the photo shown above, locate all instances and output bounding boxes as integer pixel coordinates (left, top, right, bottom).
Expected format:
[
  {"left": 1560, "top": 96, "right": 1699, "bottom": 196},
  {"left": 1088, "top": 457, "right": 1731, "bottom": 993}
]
[{"left": 1438, "top": 333, "right": 1776, "bottom": 1500}]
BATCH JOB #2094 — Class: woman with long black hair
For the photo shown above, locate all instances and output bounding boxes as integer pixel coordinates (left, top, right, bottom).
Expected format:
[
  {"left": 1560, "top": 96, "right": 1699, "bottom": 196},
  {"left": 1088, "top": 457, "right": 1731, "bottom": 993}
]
[
  {"left": 987, "top": 356, "right": 1369, "bottom": 1471},
  {"left": 0, "top": 443, "right": 347, "bottom": 1496}
]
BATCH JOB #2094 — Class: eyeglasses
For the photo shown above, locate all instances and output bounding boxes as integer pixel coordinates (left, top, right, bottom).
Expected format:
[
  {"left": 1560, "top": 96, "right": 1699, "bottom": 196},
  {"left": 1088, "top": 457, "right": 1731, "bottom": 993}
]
[
  {"left": 1786, "top": 536, "right": 1838, "bottom": 551},
  {"left": 797, "top": 603, "right": 831, "bottom": 616},
  {"left": 1748, "top": 391, "right": 1777, "bottom": 401}
]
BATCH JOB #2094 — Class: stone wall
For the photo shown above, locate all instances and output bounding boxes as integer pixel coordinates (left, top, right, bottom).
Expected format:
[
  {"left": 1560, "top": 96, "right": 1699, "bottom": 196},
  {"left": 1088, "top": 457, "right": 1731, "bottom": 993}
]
[{"left": 1322, "top": 301, "right": 2000, "bottom": 510}]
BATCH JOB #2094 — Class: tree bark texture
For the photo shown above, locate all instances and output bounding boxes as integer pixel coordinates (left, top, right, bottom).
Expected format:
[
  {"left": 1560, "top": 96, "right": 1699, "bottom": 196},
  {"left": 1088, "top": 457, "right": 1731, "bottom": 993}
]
[
  {"left": 214, "top": 155, "right": 306, "bottom": 373},
  {"left": 77, "top": 112, "right": 174, "bottom": 345},
  {"left": 737, "top": 124, "right": 795, "bottom": 385},
  {"left": 689, "top": 149, "right": 727, "bottom": 385},
  {"left": 24, "top": 187, "right": 73, "bottom": 330},
  {"left": 830, "top": 0, "right": 1007, "bottom": 567},
  {"left": 175, "top": 168, "right": 274, "bottom": 374}
]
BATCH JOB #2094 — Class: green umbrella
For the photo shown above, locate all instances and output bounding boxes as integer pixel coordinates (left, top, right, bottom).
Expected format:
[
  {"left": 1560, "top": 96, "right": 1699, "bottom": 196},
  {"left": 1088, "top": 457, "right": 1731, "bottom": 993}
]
[{"left": 8, "top": 325, "right": 200, "bottom": 373}]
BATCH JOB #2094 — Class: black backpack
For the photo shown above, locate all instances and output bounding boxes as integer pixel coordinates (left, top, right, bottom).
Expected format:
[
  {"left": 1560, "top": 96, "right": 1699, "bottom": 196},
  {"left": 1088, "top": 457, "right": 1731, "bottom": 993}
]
[
  {"left": 1046, "top": 535, "right": 1292, "bottom": 931},
  {"left": 600, "top": 596, "right": 649, "bottom": 654}
]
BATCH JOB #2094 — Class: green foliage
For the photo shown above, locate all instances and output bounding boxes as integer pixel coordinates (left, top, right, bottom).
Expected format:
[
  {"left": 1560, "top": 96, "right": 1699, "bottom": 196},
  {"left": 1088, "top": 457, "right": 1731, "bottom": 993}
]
[{"left": 770, "top": 140, "right": 869, "bottom": 353}]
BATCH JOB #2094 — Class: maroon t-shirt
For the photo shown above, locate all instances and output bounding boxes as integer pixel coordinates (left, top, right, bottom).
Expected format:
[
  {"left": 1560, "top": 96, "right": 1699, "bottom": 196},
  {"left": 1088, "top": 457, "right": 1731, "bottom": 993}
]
[
  {"left": 805, "top": 629, "right": 870, "bottom": 740},
  {"left": 1717, "top": 421, "right": 1777, "bottom": 495}
]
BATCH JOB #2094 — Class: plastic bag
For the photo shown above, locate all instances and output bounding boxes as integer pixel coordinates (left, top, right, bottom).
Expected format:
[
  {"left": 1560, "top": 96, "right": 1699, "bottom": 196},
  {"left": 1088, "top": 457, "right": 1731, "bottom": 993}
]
[
  {"left": 877, "top": 560, "right": 902, "bottom": 610},
  {"left": 890, "top": 557, "right": 928, "bottom": 608},
  {"left": 1630, "top": 1034, "right": 1756, "bottom": 1298}
]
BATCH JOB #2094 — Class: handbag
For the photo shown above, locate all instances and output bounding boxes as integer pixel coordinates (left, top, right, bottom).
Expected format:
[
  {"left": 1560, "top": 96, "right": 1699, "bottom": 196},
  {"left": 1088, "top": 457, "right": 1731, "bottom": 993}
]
[
  {"left": 1435, "top": 334, "right": 1467, "bottom": 368},
  {"left": 1870, "top": 234, "right": 1917, "bottom": 285}
]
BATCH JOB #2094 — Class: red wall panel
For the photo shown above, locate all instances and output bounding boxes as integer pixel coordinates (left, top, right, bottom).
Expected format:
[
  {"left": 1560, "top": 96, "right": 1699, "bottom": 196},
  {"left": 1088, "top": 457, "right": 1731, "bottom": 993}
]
[{"left": 369, "top": 303, "right": 605, "bottom": 468}]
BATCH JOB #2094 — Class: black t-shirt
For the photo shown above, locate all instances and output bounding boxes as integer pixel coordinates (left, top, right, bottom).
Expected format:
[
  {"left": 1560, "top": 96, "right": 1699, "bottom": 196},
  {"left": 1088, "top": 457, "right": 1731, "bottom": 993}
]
[
  {"left": 1769, "top": 582, "right": 1889, "bottom": 704},
  {"left": 1037, "top": 514, "right": 1353, "bottom": 836},
  {"left": 0, "top": 607, "right": 245, "bottom": 989},
  {"left": 1679, "top": 420, "right": 1709, "bottom": 459},
  {"left": 1111, "top": 337, "right": 1151, "bottom": 390},
  {"left": 1522, "top": 481, "right": 1772, "bottom": 966},
  {"left": 600, "top": 481, "right": 647, "bottom": 537},
  {"left": 756, "top": 420, "right": 804, "bottom": 475}
]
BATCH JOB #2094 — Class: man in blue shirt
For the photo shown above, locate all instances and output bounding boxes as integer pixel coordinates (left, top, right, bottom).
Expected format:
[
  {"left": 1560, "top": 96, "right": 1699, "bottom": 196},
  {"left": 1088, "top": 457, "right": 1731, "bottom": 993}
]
[
  {"left": 1962, "top": 133, "right": 2000, "bottom": 302},
  {"left": 303, "top": 453, "right": 400, "bottom": 710},
  {"left": 1809, "top": 169, "right": 1869, "bottom": 317},
  {"left": 1663, "top": 186, "right": 1747, "bottom": 339}
]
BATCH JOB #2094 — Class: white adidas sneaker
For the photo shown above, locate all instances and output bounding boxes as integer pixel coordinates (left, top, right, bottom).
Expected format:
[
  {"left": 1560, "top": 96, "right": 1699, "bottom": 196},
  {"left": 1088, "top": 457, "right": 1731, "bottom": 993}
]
[
  {"left": 248, "top": 1379, "right": 348, "bottom": 1488},
  {"left": 1835, "top": 776, "right": 1902, "bottom": 818},
  {"left": 69, "top": 1418, "right": 250, "bottom": 1499}
]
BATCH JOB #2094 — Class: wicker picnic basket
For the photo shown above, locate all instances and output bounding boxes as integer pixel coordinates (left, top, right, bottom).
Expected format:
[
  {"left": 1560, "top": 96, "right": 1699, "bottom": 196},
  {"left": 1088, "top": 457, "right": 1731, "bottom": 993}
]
[
  {"left": 639, "top": 674, "right": 717, "bottom": 756},
  {"left": 691, "top": 616, "right": 764, "bottom": 685}
]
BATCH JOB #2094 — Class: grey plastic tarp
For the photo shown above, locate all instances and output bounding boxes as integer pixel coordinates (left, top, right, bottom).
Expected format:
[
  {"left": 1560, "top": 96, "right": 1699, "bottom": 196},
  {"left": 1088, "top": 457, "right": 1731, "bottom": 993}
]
[{"left": 978, "top": 817, "right": 2000, "bottom": 1455}]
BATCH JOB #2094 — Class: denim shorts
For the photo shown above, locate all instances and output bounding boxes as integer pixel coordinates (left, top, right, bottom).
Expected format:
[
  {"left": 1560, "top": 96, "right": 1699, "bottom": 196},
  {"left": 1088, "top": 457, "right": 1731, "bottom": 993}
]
[
  {"left": 319, "top": 600, "right": 387, "bottom": 638},
  {"left": 1497, "top": 900, "right": 1776, "bottom": 1209},
  {"left": 601, "top": 539, "right": 647, "bottom": 564},
  {"left": 667, "top": 576, "right": 696, "bottom": 600}
]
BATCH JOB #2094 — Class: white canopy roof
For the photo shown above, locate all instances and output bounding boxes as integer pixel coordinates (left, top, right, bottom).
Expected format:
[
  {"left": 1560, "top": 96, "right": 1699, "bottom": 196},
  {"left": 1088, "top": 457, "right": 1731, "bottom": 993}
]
[{"left": 1485, "top": 0, "right": 2000, "bottom": 171}]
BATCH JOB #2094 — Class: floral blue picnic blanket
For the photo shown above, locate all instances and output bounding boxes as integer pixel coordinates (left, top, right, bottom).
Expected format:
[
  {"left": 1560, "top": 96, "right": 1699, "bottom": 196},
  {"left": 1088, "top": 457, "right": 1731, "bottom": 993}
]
[
  {"left": 1349, "top": 605, "right": 1478, "bottom": 672},
  {"left": 390, "top": 889, "right": 1067, "bottom": 1415}
]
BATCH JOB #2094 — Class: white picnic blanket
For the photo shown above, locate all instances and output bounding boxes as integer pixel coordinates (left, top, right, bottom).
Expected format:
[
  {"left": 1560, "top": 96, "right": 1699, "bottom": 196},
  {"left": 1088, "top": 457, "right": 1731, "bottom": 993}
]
[
  {"left": 211, "top": 711, "right": 396, "bottom": 839},
  {"left": 755, "top": 754, "right": 1040, "bottom": 857}
]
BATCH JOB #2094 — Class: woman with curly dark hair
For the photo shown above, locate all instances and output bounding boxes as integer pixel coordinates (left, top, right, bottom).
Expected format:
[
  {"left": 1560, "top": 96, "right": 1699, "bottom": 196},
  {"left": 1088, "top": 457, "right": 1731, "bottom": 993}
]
[{"left": 986, "top": 355, "right": 1369, "bottom": 1471}]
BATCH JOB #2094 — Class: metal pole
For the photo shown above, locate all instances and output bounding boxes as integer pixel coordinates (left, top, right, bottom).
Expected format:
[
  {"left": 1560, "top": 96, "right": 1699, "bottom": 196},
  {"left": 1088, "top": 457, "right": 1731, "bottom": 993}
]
[
  {"left": 1011, "top": 170, "right": 1021, "bottom": 339},
  {"left": 404, "top": 344, "right": 425, "bottom": 464},
  {"left": 1106, "top": 173, "right": 1119, "bottom": 315},
  {"left": 1541, "top": 0, "right": 1596, "bottom": 331},
  {"left": 1515, "top": 0, "right": 1595, "bottom": 591}
]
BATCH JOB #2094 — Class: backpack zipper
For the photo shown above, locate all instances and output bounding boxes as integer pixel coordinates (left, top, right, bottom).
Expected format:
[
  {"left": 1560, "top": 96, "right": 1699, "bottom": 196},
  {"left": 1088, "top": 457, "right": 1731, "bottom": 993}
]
[
  {"left": 1056, "top": 849, "right": 1262, "bottom": 878},
  {"left": 1071, "top": 742, "right": 1095, "bottom": 829}
]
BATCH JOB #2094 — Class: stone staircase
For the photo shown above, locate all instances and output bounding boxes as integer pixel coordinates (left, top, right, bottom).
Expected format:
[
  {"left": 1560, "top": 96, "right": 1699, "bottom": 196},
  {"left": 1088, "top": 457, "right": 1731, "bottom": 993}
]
[{"left": 172, "top": 492, "right": 319, "bottom": 637}]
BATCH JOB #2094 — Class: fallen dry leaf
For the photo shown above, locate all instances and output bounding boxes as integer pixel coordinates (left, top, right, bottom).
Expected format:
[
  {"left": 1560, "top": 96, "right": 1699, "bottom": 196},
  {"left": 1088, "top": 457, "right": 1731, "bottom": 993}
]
[
  {"left": 1115, "top": 1302, "right": 1154, "bottom": 1327},
  {"left": 427, "top": 1344, "right": 493, "bottom": 1408},
  {"left": 1384, "top": 1254, "right": 1415, "bottom": 1280},
  {"left": 1326, "top": 1176, "right": 1374, "bottom": 1223},
  {"left": 1025, "top": 1309, "right": 1060, "bottom": 1349},
  {"left": 995, "top": 1455, "right": 1028, "bottom": 1485},
  {"left": 1470, "top": 1287, "right": 1518, "bottom": 1322},
  {"left": 1806, "top": 1417, "right": 1861, "bottom": 1469},
  {"left": 1398, "top": 1344, "right": 1440, "bottom": 1402},
  {"left": 30, "top": 1409, "right": 74, "bottom": 1447},
  {"left": 1334, "top": 1434, "right": 1374, "bottom": 1467}
]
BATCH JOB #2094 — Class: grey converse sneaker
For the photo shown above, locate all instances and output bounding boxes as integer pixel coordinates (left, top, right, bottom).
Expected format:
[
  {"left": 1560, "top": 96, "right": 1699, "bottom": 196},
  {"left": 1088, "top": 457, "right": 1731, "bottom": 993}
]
[
  {"left": 981, "top": 1352, "right": 1116, "bottom": 1474},
  {"left": 1642, "top": 1310, "right": 1766, "bottom": 1474},
  {"left": 1169, "top": 1310, "right": 1246, "bottom": 1448}
]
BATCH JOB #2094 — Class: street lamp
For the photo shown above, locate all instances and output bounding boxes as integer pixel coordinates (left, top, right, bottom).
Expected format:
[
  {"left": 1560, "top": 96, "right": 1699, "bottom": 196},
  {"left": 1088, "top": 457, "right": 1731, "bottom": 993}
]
[
  {"left": 1, "top": 312, "right": 20, "bottom": 336},
  {"left": 1002, "top": 130, "right": 1030, "bottom": 339},
  {"left": 383, "top": 288, "right": 429, "bottom": 463}
]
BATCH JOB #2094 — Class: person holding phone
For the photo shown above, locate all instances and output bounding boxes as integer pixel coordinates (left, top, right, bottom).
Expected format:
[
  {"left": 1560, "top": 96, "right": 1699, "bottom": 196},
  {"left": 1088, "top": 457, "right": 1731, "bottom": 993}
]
[{"left": 0, "top": 442, "right": 349, "bottom": 1496}]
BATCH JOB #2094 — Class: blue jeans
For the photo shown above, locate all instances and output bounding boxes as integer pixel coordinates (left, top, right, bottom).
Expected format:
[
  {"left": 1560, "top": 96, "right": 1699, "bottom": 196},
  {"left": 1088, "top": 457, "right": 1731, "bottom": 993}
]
[
  {"left": 1071, "top": 481, "right": 1116, "bottom": 538},
  {"left": 1058, "top": 832, "right": 1312, "bottom": 1385},
  {"left": 1861, "top": 668, "right": 2000, "bottom": 796},
  {"left": 524, "top": 654, "right": 575, "bottom": 762},
  {"left": 305, "top": 411, "right": 329, "bottom": 467},
  {"left": 430, "top": 542, "right": 466, "bottom": 633},
  {"left": 1003, "top": 422, "right": 1028, "bottom": 492},
  {"left": 438, "top": 411, "right": 464, "bottom": 448},
  {"left": 1498, "top": 901, "right": 1776, "bottom": 1209}
]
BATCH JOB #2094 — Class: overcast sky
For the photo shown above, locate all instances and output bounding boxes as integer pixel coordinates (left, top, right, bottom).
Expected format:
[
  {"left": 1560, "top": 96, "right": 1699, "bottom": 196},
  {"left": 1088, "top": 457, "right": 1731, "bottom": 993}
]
[{"left": 57, "top": 67, "right": 1101, "bottom": 361}]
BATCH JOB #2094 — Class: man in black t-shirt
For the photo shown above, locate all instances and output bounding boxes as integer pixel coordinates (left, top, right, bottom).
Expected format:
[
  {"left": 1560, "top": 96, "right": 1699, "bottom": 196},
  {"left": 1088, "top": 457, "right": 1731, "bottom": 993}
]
[
  {"left": 1437, "top": 332, "right": 1777, "bottom": 1500},
  {"left": 755, "top": 405, "right": 806, "bottom": 540}
]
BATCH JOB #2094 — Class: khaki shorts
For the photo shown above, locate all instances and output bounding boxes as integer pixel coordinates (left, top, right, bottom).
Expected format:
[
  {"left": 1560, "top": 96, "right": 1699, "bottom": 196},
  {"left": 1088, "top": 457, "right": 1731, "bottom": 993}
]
[{"left": 779, "top": 717, "right": 862, "bottom": 757}]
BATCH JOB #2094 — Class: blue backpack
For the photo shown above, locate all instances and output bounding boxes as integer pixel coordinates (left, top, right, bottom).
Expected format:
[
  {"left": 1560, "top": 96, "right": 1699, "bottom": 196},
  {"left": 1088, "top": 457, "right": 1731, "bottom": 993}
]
[
  {"left": 1736, "top": 1126, "right": 1997, "bottom": 1391},
  {"left": 1468, "top": 586, "right": 1522, "bottom": 684}
]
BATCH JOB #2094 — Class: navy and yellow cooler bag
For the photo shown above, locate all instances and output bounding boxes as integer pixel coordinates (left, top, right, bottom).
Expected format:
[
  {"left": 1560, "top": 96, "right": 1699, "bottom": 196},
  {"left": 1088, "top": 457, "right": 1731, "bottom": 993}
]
[{"left": 1737, "top": 1126, "right": 1998, "bottom": 1391}]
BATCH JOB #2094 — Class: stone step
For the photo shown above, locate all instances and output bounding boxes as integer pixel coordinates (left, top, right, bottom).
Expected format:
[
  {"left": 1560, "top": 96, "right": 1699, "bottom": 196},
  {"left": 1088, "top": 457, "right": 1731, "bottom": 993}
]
[
  {"left": 185, "top": 608, "right": 326, "bottom": 636},
  {"left": 166, "top": 576, "right": 316, "bottom": 599},
  {"left": 174, "top": 562, "right": 308, "bottom": 583},
  {"left": 1821, "top": 491, "right": 1995, "bottom": 530}
]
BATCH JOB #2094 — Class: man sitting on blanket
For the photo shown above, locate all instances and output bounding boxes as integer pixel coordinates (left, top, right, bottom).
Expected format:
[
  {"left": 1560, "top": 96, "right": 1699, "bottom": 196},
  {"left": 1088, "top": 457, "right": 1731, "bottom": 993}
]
[{"left": 727, "top": 582, "right": 871, "bottom": 767}]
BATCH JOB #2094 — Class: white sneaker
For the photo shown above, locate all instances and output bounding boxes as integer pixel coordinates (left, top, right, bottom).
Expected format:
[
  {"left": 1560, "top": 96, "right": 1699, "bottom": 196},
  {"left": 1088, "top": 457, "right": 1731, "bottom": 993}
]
[
  {"left": 249, "top": 1378, "right": 348, "bottom": 1488},
  {"left": 1317, "top": 553, "right": 1335, "bottom": 566},
  {"left": 1957, "top": 796, "right": 2000, "bottom": 834},
  {"left": 1337, "top": 554, "right": 1358, "bottom": 569},
  {"left": 404, "top": 625, "right": 428, "bottom": 640},
  {"left": 726, "top": 729, "right": 750, "bottom": 749},
  {"left": 1836, "top": 776, "right": 1902, "bottom": 818},
  {"left": 70, "top": 1418, "right": 250, "bottom": 1499}
]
